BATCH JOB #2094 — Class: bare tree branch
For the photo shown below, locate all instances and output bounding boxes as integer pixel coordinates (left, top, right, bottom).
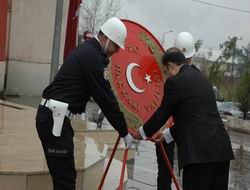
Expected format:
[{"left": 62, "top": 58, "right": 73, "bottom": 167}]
[{"left": 79, "top": 0, "right": 121, "bottom": 35}]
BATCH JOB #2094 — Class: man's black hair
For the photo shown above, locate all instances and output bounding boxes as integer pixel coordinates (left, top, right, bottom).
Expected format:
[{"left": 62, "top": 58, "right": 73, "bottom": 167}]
[{"left": 162, "top": 47, "right": 186, "bottom": 66}]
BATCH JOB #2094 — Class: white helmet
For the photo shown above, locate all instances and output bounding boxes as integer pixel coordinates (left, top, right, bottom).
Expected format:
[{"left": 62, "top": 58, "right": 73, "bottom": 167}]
[
  {"left": 100, "top": 17, "right": 127, "bottom": 49},
  {"left": 174, "top": 32, "right": 195, "bottom": 58}
]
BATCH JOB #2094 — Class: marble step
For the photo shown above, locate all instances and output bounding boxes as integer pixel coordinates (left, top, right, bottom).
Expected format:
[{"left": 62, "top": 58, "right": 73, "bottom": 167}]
[
  {"left": 0, "top": 100, "right": 110, "bottom": 190},
  {"left": 72, "top": 118, "right": 138, "bottom": 162}
]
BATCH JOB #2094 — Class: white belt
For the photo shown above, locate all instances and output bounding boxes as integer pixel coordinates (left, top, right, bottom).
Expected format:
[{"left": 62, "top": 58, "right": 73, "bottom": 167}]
[{"left": 40, "top": 98, "right": 75, "bottom": 120}]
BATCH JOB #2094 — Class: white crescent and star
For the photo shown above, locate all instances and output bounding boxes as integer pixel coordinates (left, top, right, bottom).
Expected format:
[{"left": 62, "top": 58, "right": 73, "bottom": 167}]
[{"left": 126, "top": 63, "right": 152, "bottom": 93}]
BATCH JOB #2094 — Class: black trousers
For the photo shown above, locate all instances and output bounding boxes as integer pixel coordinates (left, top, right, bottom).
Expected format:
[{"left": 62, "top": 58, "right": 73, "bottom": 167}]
[
  {"left": 36, "top": 105, "right": 76, "bottom": 190},
  {"left": 155, "top": 140, "right": 175, "bottom": 190},
  {"left": 182, "top": 161, "right": 230, "bottom": 190}
]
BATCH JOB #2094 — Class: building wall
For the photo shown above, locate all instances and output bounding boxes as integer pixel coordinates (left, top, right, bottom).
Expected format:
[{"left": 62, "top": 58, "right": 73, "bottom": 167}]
[
  {"left": 6, "top": 0, "right": 69, "bottom": 95},
  {"left": 0, "top": 62, "right": 6, "bottom": 90}
]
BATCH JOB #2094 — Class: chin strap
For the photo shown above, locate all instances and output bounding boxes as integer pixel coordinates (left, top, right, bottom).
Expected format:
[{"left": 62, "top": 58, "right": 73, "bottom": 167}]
[{"left": 103, "top": 38, "right": 110, "bottom": 54}]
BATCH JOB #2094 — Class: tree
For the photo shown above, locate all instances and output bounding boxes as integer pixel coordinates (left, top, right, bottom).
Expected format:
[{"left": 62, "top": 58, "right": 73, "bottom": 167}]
[
  {"left": 236, "top": 42, "right": 250, "bottom": 119},
  {"left": 238, "top": 42, "right": 250, "bottom": 70},
  {"left": 219, "top": 36, "right": 239, "bottom": 62},
  {"left": 236, "top": 66, "right": 250, "bottom": 119},
  {"left": 194, "top": 39, "right": 203, "bottom": 52},
  {"left": 208, "top": 60, "right": 224, "bottom": 88},
  {"left": 79, "top": 0, "right": 121, "bottom": 35},
  {"left": 209, "top": 36, "right": 241, "bottom": 95}
]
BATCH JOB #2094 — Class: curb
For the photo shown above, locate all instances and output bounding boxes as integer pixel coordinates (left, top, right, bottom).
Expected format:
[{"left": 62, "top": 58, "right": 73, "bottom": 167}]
[{"left": 227, "top": 125, "right": 250, "bottom": 135}]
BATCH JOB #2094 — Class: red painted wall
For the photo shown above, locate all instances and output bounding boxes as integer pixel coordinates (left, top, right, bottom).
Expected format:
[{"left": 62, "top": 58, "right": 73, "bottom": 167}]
[
  {"left": 63, "top": 0, "right": 82, "bottom": 60},
  {"left": 0, "top": 0, "right": 8, "bottom": 61}
]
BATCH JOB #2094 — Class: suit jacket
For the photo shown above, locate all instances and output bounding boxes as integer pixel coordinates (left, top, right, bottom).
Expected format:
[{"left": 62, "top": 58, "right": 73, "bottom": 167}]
[{"left": 143, "top": 64, "right": 234, "bottom": 169}]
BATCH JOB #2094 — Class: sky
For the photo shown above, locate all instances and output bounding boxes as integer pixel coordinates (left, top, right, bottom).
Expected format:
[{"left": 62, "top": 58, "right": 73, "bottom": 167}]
[{"left": 118, "top": 0, "right": 250, "bottom": 51}]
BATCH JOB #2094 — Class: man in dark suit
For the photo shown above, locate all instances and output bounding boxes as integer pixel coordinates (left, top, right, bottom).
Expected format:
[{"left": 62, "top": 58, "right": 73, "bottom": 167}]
[
  {"left": 154, "top": 31, "right": 196, "bottom": 190},
  {"left": 130, "top": 47, "right": 234, "bottom": 190}
]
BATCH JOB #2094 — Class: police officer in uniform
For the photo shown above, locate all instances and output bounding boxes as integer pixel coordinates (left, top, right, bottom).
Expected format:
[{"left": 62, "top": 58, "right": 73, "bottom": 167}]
[
  {"left": 35, "top": 17, "right": 134, "bottom": 190},
  {"left": 174, "top": 32, "right": 199, "bottom": 71}
]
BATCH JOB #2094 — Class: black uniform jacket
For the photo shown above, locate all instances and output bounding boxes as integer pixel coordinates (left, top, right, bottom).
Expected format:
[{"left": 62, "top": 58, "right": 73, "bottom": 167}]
[
  {"left": 143, "top": 64, "right": 234, "bottom": 169},
  {"left": 43, "top": 38, "right": 128, "bottom": 137}
]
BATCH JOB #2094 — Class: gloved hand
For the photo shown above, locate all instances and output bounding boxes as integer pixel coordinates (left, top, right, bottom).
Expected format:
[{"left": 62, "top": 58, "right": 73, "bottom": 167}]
[{"left": 123, "top": 133, "right": 136, "bottom": 149}]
